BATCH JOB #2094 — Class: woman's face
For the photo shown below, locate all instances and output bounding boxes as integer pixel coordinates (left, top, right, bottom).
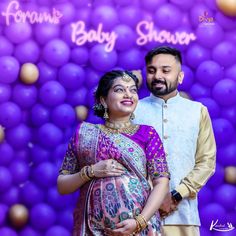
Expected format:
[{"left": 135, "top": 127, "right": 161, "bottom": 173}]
[{"left": 103, "top": 77, "right": 138, "bottom": 120}]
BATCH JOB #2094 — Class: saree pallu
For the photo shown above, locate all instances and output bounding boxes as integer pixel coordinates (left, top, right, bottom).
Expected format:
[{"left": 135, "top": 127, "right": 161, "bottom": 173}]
[{"left": 63, "top": 122, "right": 168, "bottom": 236}]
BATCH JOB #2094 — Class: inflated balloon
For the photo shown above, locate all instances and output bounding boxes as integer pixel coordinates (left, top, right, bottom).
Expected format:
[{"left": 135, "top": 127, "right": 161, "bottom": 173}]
[
  {"left": 39, "top": 81, "right": 66, "bottom": 107},
  {"left": 14, "top": 40, "right": 40, "bottom": 63},
  {"left": 30, "top": 203, "right": 56, "bottom": 231},
  {"left": 8, "top": 204, "right": 28, "bottom": 228},
  {"left": 0, "top": 204, "right": 8, "bottom": 226},
  {"left": 190, "top": 4, "right": 212, "bottom": 27},
  {"left": 15, "top": 149, "right": 30, "bottom": 162},
  {"left": 30, "top": 103, "right": 50, "bottom": 126},
  {"left": 30, "top": 144, "right": 50, "bottom": 166},
  {"left": 198, "top": 186, "right": 213, "bottom": 209},
  {"left": 37, "top": 123, "right": 63, "bottom": 148},
  {"left": 0, "top": 83, "right": 11, "bottom": 103},
  {"left": 0, "top": 125, "right": 4, "bottom": 143},
  {"left": 140, "top": 0, "right": 166, "bottom": 11},
  {"left": 225, "top": 166, "right": 236, "bottom": 184},
  {"left": 0, "top": 56, "right": 20, "bottom": 84},
  {"left": 19, "top": 227, "right": 41, "bottom": 236},
  {"left": 225, "top": 64, "right": 236, "bottom": 80},
  {"left": 196, "top": 60, "right": 223, "bottom": 87},
  {"left": 0, "top": 227, "right": 18, "bottom": 236},
  {"left": 84, "top": 68, "right": 102, "bottom": 89},
  {"left": 20, "top": 63, "right": 39, "bottom": 84},
  {"left": 75, "top": 7, "right": 92, "bottom": 25},
  {"left": 53, "top": 2, "right": 75, "bottom": 25},
  {"left": 221, "top": 106, "right": 236, "bottom": 126},
  {"left": 178, "top": 65, "right": 194, "bottom": 91},
  {"left": 212, "top": 79, "right": 236, "bottom": 106},
  {"left": 207, "top": 163, "right": 224, "bottom": 188},
  {"left": 45, "top": 226, "right": 71, "bottom": 236},
  {"left": 119, "top": 6, "right": 142, "bottom": 28},
  {"left": 0, "top": 166, "right": 12, "bottom": 193},
  {"left": 58, "top": 63, "right": 85, "bottom": 90},
  {"left": 66, "top": 87, "right": 88, "bottom": 106},
  {"left": 169, "top": 0, "right": 195, "bottom": 10},
  {"left": 216, "top": 0, "right": 236, "bottom": 16},
  {"left": 57, "top": 209, "right": 74, "bottom": 230},
  {"left": 0, "top": 36, "right": 13, "bottom": 56},
  {"left": 42, "top": 39, "right": 70, "bottom": 67},
  {"left": 215, "top": 12, "right": 236, "bottom": 30},
  {"left": 196, "top": 98, "right": 220, "bottom": 118},
  {"left": 189, "top": 83, "right": 211, "bottom": 99},
  {"left": 0, "top": 143, "right": 14, "bottom": 166},
  {"left": 0, "top": 102, "right": 22, "bottom": 128},
  {"left": 71, "top": 47, "right": 89, "bottom": 65},
  {"left": 217, "top": 143, "right": 236, "bottom": 167},
  {"left": 1, "top": 187, "right": 19, "bottom": 206},
  {"left": 75, "top": 105, "right": 88, "bottom": 121},
  {"left": 37, "top": 62, "right": 57, "bottom": 85}
]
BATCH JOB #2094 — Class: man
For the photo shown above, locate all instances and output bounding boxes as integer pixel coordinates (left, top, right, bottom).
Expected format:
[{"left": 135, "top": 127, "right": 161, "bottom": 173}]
[{"left": 134, "top": 46, "right": 216, "bottom": 236}]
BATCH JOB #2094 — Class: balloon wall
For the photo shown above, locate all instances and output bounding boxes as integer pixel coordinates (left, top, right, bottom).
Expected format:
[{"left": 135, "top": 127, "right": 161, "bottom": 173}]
[{"left": 0, "top": 0, "right": 236, "bottom": 235}]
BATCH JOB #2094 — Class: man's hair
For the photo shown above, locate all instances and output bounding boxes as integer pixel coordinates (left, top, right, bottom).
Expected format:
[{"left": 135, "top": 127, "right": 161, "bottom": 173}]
[{"left": 145, "top": 46, "right": 182, "bottom": 65}]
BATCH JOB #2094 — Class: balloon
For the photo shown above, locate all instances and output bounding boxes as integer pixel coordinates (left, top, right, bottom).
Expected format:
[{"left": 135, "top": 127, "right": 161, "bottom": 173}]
[
  {"left": 20, "top": 182, "right": 44, "bottom": 207},
  {"left": 37, "top": 62, "right": 57, "bottom": 85},
  {"left": 52, "top": 143, "right": 67, "bottom": 167},
  {"left": 30, "top": 203, "right": 56, "bottom": 231},
  {"left": 6, "top": 124, "right": 31, "bottom": 150},
  {"left": 118, "top": 48, "right": 144, "bottom": 70},
  {"left": 0, "top": 56, "right": 20, "bottom": 84},
  {"left": 15, "top": 149, "right": 30, "bottom": 163},
  {"left": 190, "top": 83, "right": 211, "bottom": 99},
  {"left": 53, "top": 2, "right": 75, "bottom": 25},
  {"left": 57, "top": 210, "right": 73, "bottom": 230},
  {"left": 42, "top": 39, "right": 70, "bottom": 67},
  {"left": 0, "top": 102, "right": 22, "bottom": 128},
  {"left": 33, "top": 162, "right": 58, "bottom": 189},
  {"left": 37, "top": 123, "right": 63, "bottom": 148},
  {"left": 51, "top": 104, "right": 76, "bottom": 129},
  {"left": 212, "top": 118, "right": 235, "bottom": 146},
  {"left": 214, "top": 184, "right": 236, "bottom": 211},
  {"left": 140, "top": 0, "right": 166, "bottom": 11},
  {"left": 0, "top": 83, "right": 11, "bottom": 103},
  {"left": 73, "top": 7, "right": 92, "bottom": 25},
  {"left": 61, "top": 23, "right": 75, "bottom": 48},
  {"left": 14, "top": 40, "right": 40, "bottom": 64},
  {"left": 0, "top": 36, "right": 13, "bottom": 56},
  {"left": 207, "top": 163, "right": 224, "bottom": 188},
  {"left": 89, "top": 44, "right": 118, "bottom": 72},
  {"left": 196, "top": 23, "right": 224, "bottom": 48},
  {"left": 12, "top": 84, "right": 37, "bottom": 109},
  {"left": 119, "top": 6, "right": 142, "bottom": 28},
  {"left": 66, "top": 87, "right": 88, "bottom": 106},
  {"left": 39, "top": 81, "right": 66, "bottom": 107},
  {"left": 91, "top": 6, "right": 118, "bottom": 31},
  {"left": 217, "top": 142, "right": 236, "bottom": 167},
  {"left": 30, "top": 144, "right": 50, "bottom": 166},
  {"left": 84, "top": 68, "right": 102, "bottom": 89},
  {"left": 196, "top": 61, "right": 223, "bottom": 87},
  {"left": 0, "top": 142, "right": 14, "bottom": 166},
  {"left": 58, "top": 63, "right": 85, "bottom": 90},
  {"left": 4, "top": 22, "right": 32, "bottom": 44},
  {"left": 71, "top": 47, "right": 89, "bottom": 65},
  {"left": 216, "top": 0, "right": 236, "bottom": 16},
  {"left": 196, "top": 98, "right": 220, "bottom": 118},
  {"left": 30, "top": 103, "right": 50, "bottom": 126},
  {"left": 212, "top": 79, "right": 236, "bottom": 106},
  {"left": 215, "top": 12, "right": 236, "bottom": 30},
  {"left": 178, "top": 65, "right": 194, "bottom": 91},
  {"left": 45, "top": 226, "right": 71, "bottom": 236},
  {"left": 154, "top": 3, "right": 182, "bottom": 30},
  {"left": 185, "top": 44, "right": 211, "bottom": 69},
  {"left": 0, "top": 186, "right": 19, "bottom": 206},
  {"left": 20, "top": 63, "right": 39, "bottom": 84},
  {"left": 198, "top": 186, "right": 213, "bottom": 209},
  {"left": 9, "top": 161, "right": 30, "bottom": 185},
  {"left": 225, "top": 166, "right": 236, "bottom": 184},
  {"left": 75, "top": 105, "right": 88, "bottom": 121},
  {"left": 0, "top": 227, "right": 18, "bottom": 236},
  {"left": 0, "top": 166, "right": 12, "bottom": 193},
  {"left": 19, "top": 227, "right": 40, "bottom": 236},
  {"left": 8, "top": 204, "right": 29, "bottom": 228},
  {"left": 221, "top": 106, "right": 236, "bottom": 125},
  {"left": 190, "top": 4, "right": 212, "bottom": 27},
  {"left": 0, "top": 204, "right": 8, "bottom": 226},
  {"left": 213, "top": 41, "right": 236, "bottom": 67},
  {"left": 34, "top": 23, "right": 60, "bottom": 45},
  {"left": 225, "top": 64, "right": 236, "bottom": 81},
  {"left": 114, "top": 25, "right": 136, "bottom": 51}
]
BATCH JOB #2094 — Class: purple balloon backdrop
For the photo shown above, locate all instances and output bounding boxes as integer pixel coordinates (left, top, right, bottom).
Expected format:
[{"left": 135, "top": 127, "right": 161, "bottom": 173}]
[{"left": 0, "top": 0, "right": 236, "bottom": 235}]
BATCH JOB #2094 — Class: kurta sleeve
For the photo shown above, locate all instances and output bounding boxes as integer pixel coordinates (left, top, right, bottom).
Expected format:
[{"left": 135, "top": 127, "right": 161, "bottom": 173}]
[
  {"left": 176, "top": 105, "right": 216, "bottom": 198},
  {"left": 59, "top": 125, "right": 80, "bottom": 175},
  {"left": 145, "top": 126, "right": 170, "bottom": 180}
]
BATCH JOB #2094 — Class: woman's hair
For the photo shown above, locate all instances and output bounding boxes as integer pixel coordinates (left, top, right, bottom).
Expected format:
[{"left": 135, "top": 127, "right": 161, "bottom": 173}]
[{"left": 93, "top": 70, "right": 139, "bottom": 118}]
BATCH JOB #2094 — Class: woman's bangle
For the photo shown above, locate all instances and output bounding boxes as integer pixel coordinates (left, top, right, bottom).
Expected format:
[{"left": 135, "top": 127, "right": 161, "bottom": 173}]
[
  {"left": 88, "top": 165, "right": 95, "bottom": 178},
  {"left": 79, "top": 166, "right": 91, "bottom": 181},
  {"left": 134, "top": 214, "right": 148, "bottom": 232}
]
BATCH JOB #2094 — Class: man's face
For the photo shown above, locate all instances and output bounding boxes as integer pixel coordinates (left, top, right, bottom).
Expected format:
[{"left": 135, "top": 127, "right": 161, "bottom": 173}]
[{"left": 146, "top": 54, "right": 184, "bottom": 98}]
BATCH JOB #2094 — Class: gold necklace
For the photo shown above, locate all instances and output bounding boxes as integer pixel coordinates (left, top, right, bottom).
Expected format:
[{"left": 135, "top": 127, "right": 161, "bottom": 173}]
[{"left": 105, "top": 120, "right": 131, "bottom": 130}]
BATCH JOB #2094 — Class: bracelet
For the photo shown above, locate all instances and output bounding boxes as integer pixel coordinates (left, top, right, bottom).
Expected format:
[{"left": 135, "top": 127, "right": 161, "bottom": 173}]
[
  {"left": 79, "top": 166, "right": 91, "bottom": 181},
  {"left": 134, "top": 214, "right": 148, "bottom": 233},
  {"left": 88, "top": 165, "right": 95, "bottom": 178}
]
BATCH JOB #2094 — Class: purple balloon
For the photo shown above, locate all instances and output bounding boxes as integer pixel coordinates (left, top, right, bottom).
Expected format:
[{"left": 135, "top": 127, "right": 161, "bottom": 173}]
[
  {"left": 212, "top": 79, "right": 236, "bottom": 106},
  {"left": 0, "top": 204, "right": 8, "bottom": 226},
  {"left": 45, "top": 226, "right": 71, "bottom": 236},
  {"left": 196, "top": 61, "right": 223, "bottom": 87},
  {"left": 119, "top": 6, "right": 142, "bottom": 28},
  {"left": 74, "top": 7, "right": 91, "bottom": 25},
  {"left": 0, "top": 83, "right": 11, "bottom": 103},
  {"left": 178, "top": 65, "right": 194, "bottom": 91},
  {"left": 54, "top": 2, "right": 75, "bottom": 25},
  {"left": 199, "top": 227, "right": 212, "bottom": 236},
  {"left": 30, "top": 144, "right": 50, "bottom": 166},
  {"left": 0, "top": 186, "right": 19, "bottom": 206},
  {"left": 217, "top": 142, "right": 236, "bottom": 167},
  {"left": 20, "top": 182, "right": 44, "bottom": 207},
  {"left": 57, "top": 210, "right": 73, "bottom": 230},
  {"left": 39, "top": 81, "right": 66, "bottom": 107},
  {"left": 37, "top": 62, "right": 57, "bottom": 85},
  {"left": 207, "top": 163, "right": 224, "bottom": 188},
  {"left": 12, "top": 84, "right": 37, "bottom": 109},
  {"left": 0, "top": 102, "right": 22, "bottom": 128},
  {"left": 61, "top": 23, "right": 75, "bottom": 48},
  {"left": 9, "top": 160, "right": 29, "bottom": 185},
  {"left": 91, "top": 6, "right": 118, "bottom": 31},
  {"left": 0, "top": 36, "right": 13, "bottom": 56},
  {"left": 33, "top": 162, "right": 57, "bottom": 189},
  {"left": 84, "top": 68, "right": 102, "bottom": 89},
  {"left": 89, "top": 44, "right": 118, "bottom": 72},
  {"left": 71, "top": 47, "right": 89, "bottom": 65},
  {"left": 30, "top": 203, "right": 56, "bottom": 231},
  {"left": 214, "top": 184, "right": 236, "bottom": 211},
  {"left": 196, "top": 98, "right": 220, "bottom": 118},
  {"left": 0, "top": 56, "right": 20, "bottom": 84},
  {"left": 186, "top": 44, "right": 211, "bottom": 69},
  {"left": 52, "top": 143, "right": 67, "bottom": 166},
  {"left": 196, "top": 23, "right": 224, "bottom": 48},
  {"left": 6, "top": 124, "right": 31, "bottom": 150},
  {"left": 30, "top": 103, "right": 50, "bottom": 126},
  {"left": 221, "top": 106, "right": 236, "bottom": 126},
  {"left": 19, "top": 227, "right": 40, "bottom": 236},
  {"left": 169, "top": 0, "right": 195, "bottom": 10},
  {"left": 198, "top": 186, "right": 213, "bottom": 209},
  {"left": 58, "top": 63, "right": 85, "bottom": 90},
  {"left": 0, "top": 166, "right": 12, "bottom": 193},
  {"left": 154, "top": 4, "right": 182, "bottom": 30},
  {"left": 189, "top": 83, "right": 211, "bottom": 99},
  {"left": 0, "top": 143, "right": 14, "bottom": 166},
  {"left": 66, "top": 86, "right": 88, "bottom": 106},
  {"left": 212, "top": 118, "right": 235, "bottom": 146},
  {"left": 43, "top": 39, "right": 70, "bottom": 67},
  {"left": 140, "top": 0, "right": 166, "bottom": 11},
  {"left": 4, "top": 22, "right": 32, "bottom": 44},
  {"left": 215, "top": 12, "right": 236, "bottom": 30},
  {"left": 225, "top": 64, "right": 236, "bottom": 82},
  {"left": 51, "top": 104, "right": 76, "bottom": 129},
  {"left": 190, "top": 4, "right": 212, "bottom": 27},
  {"left": 0, "top": 227, "right": 18, "bottom": 236},
  {"left": 15, "top": 149, "right": 30, "bottom": 163}
]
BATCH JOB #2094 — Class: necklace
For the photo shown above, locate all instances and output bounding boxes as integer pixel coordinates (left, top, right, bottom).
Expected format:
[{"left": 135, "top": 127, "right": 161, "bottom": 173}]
[{"left": 105, "top": 120, "right": 132, "bottom": 130}]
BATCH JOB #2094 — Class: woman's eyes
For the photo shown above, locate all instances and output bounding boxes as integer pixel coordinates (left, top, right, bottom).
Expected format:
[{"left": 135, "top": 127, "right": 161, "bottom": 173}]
[{"left": 114, "top": 88, "right": 137, "bottom": 94}]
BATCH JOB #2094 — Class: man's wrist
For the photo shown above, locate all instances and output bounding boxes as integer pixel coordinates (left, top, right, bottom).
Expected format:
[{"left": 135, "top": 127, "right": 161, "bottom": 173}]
[{"left": 171, "top": 190, "right": 183, "bottom": 203}]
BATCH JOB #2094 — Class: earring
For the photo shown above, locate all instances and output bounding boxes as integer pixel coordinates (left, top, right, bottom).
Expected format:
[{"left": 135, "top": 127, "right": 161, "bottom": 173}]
[
  {"left": 103, "top": 108, "right": 109, "bottom": 119},
  {"left": 130, "top": 113, "right": 135, "bottom": 120}
]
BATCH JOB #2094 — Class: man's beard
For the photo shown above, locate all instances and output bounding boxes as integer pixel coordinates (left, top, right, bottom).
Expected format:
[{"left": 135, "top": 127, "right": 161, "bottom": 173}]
[{"left": 146, "top": 78, "right": 178, "bottom": 97}]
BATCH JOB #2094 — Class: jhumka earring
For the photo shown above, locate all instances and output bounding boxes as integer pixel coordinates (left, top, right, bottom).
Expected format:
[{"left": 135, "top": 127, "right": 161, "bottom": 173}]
[
  {"left": 103, "top": 108, "right": 109, "bottom": 119},
  {"left": 130, "top": 113, "right": 135, "bottom": 120}
]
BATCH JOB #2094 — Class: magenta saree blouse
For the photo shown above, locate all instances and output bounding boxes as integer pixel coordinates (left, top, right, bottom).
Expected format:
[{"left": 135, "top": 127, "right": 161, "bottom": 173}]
[{"left": 59, "top": 122, "right": 169, "bottom": 236}]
